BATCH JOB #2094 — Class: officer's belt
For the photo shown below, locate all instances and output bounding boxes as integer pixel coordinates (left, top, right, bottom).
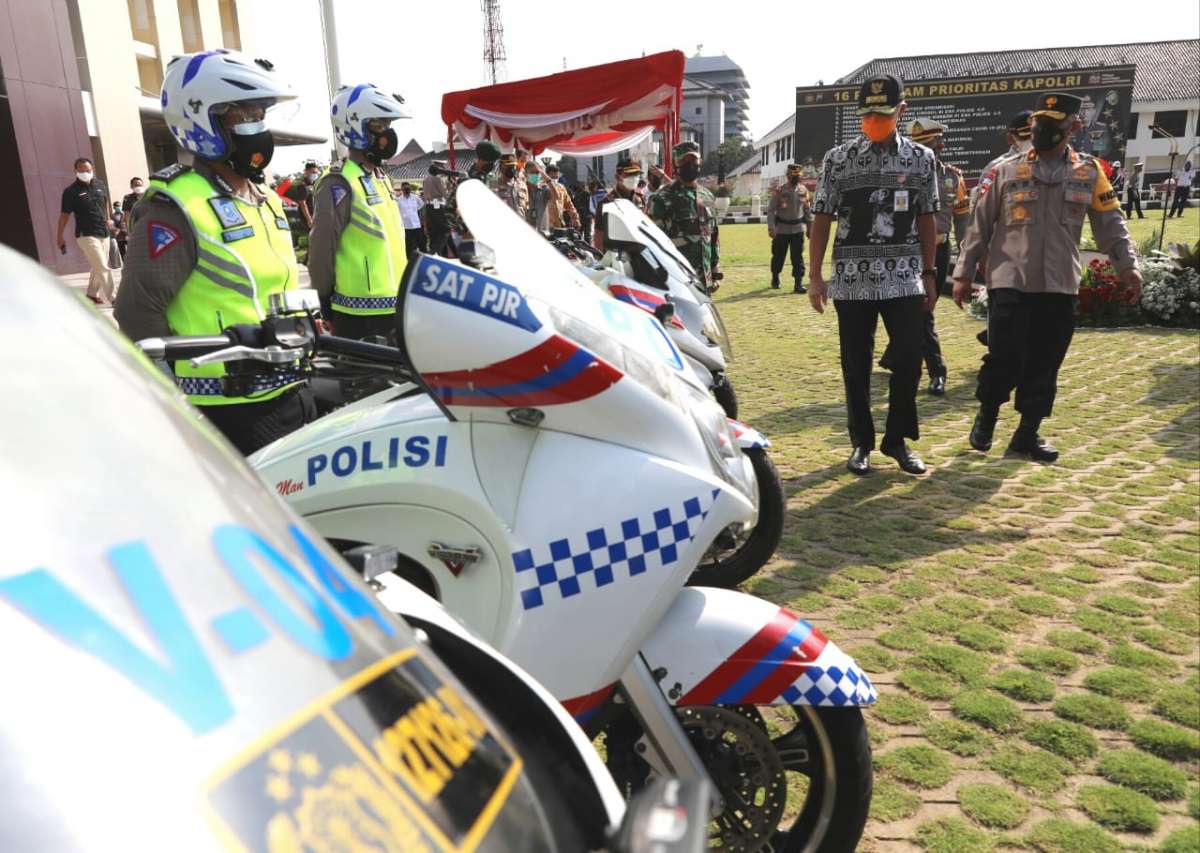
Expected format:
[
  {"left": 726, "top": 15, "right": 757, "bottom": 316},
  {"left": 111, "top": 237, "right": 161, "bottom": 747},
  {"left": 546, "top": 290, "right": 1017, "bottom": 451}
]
[
  {"left": 331, "top": 293, "right": 399, "bottom": 310},
  {"left": 775, "top": 216, "right": 803, "bottom": 225},
  {"left": 176, "top": 372, "right": 302, "bottom": 397}
]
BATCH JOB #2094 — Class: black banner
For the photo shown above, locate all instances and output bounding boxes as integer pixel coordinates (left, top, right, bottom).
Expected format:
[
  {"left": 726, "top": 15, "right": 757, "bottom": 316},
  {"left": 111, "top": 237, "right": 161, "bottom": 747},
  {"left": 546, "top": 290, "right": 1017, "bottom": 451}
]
[{"left": 794, "top": 66, "right": 1136, "bottom": 181}]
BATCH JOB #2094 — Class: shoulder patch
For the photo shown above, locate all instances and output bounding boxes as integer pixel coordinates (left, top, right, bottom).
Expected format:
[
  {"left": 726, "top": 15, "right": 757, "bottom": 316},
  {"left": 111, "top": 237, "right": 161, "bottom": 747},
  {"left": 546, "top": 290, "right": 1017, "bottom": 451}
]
[
  {"left": 151, "top": 163, "right": 190, "bottom": 182},
  {"left": 147, "top": 221, "right": 181, "bottom": 258},
  {"left": 946, "top": 163, "right": 963, "bottom": 175},
  {"left": 330, "top": 183, "right": 349, "bottom": 207},
  {"left": 977, "top": 167, "right": 999, "bottom": 198}
]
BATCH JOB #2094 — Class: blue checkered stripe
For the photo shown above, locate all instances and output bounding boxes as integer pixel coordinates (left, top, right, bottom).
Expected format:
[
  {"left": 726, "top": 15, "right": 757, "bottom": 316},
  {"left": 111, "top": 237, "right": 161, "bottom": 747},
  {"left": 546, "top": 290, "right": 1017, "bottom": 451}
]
[
  {"left": 177, "top": 372, "right": 300, "bottom": 397},
  {"left": 512, "top": 489, "right": 721, "bottom": 611},
  {"left": 781, "top": 666, "right": 877, "bottom": 707},
  {"left": 332, "top": 293, "right": 397, "bottom": 310}
]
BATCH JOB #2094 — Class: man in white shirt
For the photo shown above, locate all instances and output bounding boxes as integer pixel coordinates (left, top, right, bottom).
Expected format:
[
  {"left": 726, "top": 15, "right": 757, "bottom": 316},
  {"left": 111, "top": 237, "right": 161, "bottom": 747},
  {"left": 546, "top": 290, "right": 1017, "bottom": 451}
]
[
  {"left": 395, "top": 181, "right": 426, "bottom": 259},
  {"left": 1169, "top": 160, "right": 1194, "bottom": 218}
]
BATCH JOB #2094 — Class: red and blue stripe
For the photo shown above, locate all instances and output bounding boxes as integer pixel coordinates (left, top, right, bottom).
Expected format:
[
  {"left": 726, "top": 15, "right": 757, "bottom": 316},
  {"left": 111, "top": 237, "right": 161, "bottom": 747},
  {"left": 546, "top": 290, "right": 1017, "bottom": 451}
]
[
  {"left": 679, "top": 608, "right": 828, "bottom": 705},
  {"left": 608, "top": 285, "right": 685, "bottom": 329},
  {"left": 562, "top": 683, "right": 615, "bottom": 724},
  {"left": 423, "top": 335, "right": 622, "bottom": 407}
]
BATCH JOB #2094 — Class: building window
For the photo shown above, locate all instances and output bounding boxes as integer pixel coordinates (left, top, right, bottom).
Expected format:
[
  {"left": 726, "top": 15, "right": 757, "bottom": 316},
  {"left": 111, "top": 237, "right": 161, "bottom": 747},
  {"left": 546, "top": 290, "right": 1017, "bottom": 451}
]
[
  {"left": 177, "top": 0, "right": 202, "bottom": 52},
  {"left": 128, "top": 0, "right": 162, "bottom": 94},
  {"left": 218, "top": 0, "right": 241, "bottom": 49},
  {"left": 1151, "top": 110, "right": 1187, "bottom": 139},
  {"left": 695, "top": 107, "right": 702, "bottom": 115}
]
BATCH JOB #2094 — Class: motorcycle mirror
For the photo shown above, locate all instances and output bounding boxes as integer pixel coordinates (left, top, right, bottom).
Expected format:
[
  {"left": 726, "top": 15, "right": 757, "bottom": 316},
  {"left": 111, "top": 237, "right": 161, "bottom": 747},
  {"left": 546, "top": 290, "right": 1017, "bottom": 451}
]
[
  {"left": 340, "top": 544, "right": 400, "bottom": 581},
  {"left": 268, "top": 288, "right": 321, "bottom": 317},
  {"left": 653, "top": 300, "right": 676, "bottom": 327},
  {"left": 612, "top": 777, "right": 712, "bottom": 853}
]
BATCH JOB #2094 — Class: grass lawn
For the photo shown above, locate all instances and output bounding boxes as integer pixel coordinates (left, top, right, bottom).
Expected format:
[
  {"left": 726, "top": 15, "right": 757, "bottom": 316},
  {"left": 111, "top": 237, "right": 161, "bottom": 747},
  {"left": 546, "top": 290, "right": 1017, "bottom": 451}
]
[{"left": 712, "top": 217, "right": 1199, "bottom": 851}]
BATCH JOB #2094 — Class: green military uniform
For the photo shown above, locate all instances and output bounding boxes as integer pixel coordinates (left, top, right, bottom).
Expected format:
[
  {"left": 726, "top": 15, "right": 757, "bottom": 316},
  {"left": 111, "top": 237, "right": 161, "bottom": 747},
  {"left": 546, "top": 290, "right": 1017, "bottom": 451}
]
[
  {"left": 443, "top": 140, "right": 503, "bottom": 242},
  {"left": 308, "top": 157, "right": 408, "bottom": 341},
  {"left": 649, "top": 142, "right": 720, "bottom": 290}
]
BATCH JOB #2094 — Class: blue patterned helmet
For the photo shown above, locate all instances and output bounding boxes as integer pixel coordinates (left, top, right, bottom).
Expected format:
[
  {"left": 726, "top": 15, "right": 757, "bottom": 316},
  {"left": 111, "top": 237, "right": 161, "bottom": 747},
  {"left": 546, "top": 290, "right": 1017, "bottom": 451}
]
[{"left": 330, "top": 84, "right": 410, "bottom": 150}]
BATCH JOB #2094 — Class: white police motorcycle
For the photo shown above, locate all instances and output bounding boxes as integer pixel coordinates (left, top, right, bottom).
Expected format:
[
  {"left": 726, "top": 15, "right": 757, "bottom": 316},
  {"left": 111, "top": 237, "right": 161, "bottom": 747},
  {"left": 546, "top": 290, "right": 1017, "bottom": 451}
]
[
  {"left": 0, "top": 244, "right": 709, "bottom": 853},
  {"left": 148, "top": 182, "right": 877, "bottom": 851}
]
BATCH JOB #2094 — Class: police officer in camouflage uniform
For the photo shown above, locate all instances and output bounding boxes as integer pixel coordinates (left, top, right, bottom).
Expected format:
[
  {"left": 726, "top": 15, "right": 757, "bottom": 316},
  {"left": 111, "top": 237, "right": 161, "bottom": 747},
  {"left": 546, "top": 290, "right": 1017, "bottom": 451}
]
[
  {"left": 953, "top": 92, "right": 1141, "bottom": 463},
  {"left": 650, "top": 141, "right": 721, "bottom": 291},
  {"left": 593, "top": 158, "right": 644, "bottom": 250},
  {"left": 766, "top": 163, "right": 812, "bottom": 293},
  {"left": 444, "top": 140, "right": 503, "bottom": 242},
  {"left": 493, "top": 152, "right": 529, "bottom": 219}
]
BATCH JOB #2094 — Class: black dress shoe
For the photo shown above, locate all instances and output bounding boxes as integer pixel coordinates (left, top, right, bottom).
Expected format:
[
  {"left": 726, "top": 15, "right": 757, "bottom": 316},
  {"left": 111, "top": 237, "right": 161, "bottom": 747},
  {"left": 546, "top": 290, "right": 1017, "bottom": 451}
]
[
  {"left": 928, "top": 375, "right": 947, "bottom": 396},
  {"left": 881, "top": 441, "right": 926, "bottom": 475},
  {"left": 969, "top": 410, "right": 997, "bottom": 452},
  {"left": 1008, "top": 433, "right": 1060, "bottom": 463},
  {"left": 770, "top": 275, "right": 780, "bottom": 289},
  {"left": 877, "top": 355, "right": 894, "bottom": 372},
  {"left": 846, "top": 447, "right": 871, "bottom": 476},
  {"left": 793, "top": 284, "right": 807, "bottom": 294}
]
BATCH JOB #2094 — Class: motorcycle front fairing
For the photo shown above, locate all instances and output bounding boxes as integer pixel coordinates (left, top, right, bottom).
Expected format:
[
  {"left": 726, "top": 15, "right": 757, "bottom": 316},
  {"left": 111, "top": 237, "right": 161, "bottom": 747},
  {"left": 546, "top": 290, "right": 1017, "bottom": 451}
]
[{"left": 0, "top": 245, "right": 621, "bottom": 851}]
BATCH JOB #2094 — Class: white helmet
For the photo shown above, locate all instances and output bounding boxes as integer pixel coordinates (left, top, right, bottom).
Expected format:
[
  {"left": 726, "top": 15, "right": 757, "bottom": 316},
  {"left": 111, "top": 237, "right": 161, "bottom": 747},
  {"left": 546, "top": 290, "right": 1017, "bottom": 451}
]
[
  {"left": 161, "top": 49, "right": 295, "bottom": 160},
  {"left": 331, "top": 83, "right": 410, "bottom": 150}
]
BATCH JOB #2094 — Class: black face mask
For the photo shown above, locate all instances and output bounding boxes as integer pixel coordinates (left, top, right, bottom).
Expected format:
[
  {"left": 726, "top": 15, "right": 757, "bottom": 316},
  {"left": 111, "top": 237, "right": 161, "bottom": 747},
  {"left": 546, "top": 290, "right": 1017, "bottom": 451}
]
[
  {"left": 227, "top": 125, "right": 275, "bottom": 183},
  {"left": 364, "top": 127, "right": 399, "bottom": 165},
  {"left": 469, "top": 161, "right": 494, "bottom": 180},
  {"left": 502, "top": 165, "right": 516, "bottom": 179},
  {"left": 788, "top": 175, "right": 800, "bottom": 185},
  {"left": 1031, "top": 119, "right": 1067, "bottom": 153},
  {"left": 678, "top": 161, "right": 700, "bottom": 181}
]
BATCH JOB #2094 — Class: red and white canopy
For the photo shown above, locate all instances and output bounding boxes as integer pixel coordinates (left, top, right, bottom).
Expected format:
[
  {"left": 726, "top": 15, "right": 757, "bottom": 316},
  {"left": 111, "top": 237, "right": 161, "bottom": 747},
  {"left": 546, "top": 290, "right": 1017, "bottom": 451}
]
[{"left": 441, "top": 51, "right": 685, "bottom": 174}]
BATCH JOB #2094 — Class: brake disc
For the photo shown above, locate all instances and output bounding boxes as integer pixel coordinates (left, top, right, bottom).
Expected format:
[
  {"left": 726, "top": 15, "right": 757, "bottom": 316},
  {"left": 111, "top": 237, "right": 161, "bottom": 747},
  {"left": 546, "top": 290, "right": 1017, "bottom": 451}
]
[{"left": 676, "top": 705, "right": 787, "bottom": 853}]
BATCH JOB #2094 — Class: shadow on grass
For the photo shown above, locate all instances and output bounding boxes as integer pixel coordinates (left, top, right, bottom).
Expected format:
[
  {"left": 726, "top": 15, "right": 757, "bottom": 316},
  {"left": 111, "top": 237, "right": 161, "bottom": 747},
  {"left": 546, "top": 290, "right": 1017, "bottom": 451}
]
[{"left": 1141, "top": 362, "right": 1200, "bottom": 462}]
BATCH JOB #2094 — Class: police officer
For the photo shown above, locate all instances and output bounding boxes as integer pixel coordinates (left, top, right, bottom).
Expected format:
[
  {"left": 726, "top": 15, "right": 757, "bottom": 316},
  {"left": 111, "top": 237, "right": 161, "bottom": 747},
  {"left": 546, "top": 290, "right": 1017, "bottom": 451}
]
[
  {"left": 880, "top": 119, "right": 969, "bottom": 395},
  {"left": 593, "top": 158, "right": 645, "bottom": 250},
  {"left": 971, "top": 110, "right": 1033, "bottom": 212},
  {"left": 307, "top": 83, "right": 410, "bottom": 343},
  {"left": 444, "top": 140, "right": 503, "bottom": 251},
  {"left": 1125, "top": 160, "right": 1146, "bottom": 219},
  {"left": 953, "top": 92, "right": 1140, "bottom": 462},
  {"left": 114, "top": 50, "right": 313, "bottom": 456},
  {"left": 650, "top": 141, "right": 721, "bottom": 292},
  {"left": 766, "top": 163, "right": 812, "bottom": 293},
  {"left": 494, "top": 152, "right": 529, "bottom": 219},
  {"left": 423, "top": 161, "right": 454, "bottom": 255}
]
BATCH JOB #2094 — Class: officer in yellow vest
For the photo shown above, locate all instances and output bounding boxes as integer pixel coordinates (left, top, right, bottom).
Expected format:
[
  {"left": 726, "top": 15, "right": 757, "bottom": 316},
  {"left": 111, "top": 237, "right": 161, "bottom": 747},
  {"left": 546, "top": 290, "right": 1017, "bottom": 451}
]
[
  {"left": 308, "top": 83, "right": 410, "bottom": 342},
  {"left": 115, "top": 50, "right": 313, "bottom": 455}
]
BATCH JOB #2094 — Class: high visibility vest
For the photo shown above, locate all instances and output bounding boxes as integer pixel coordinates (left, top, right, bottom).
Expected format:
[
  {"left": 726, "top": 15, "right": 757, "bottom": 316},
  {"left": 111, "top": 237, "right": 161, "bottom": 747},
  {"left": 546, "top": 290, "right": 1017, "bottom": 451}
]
[
  {"left": 148, "top": 167, "right": 300, "bottom": 406},
  {"left": 325, "top": 159, "right": 408, "bottom": 315}
]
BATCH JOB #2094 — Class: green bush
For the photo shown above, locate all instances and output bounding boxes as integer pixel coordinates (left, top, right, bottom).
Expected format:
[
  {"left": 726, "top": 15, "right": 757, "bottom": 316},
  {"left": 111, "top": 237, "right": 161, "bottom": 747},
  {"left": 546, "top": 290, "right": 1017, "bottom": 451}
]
[
  {"left": 1075, "top": 783, "right": 1160, "bottom": 833},
  {"left": 952, "top": 690, "right": 1024, "bottom": 733},
  {"left": 1128, "top": 718, "right": 1200, "bottom": 761},
  {"left": 958, "top": 782, "right": 1030, "bottom": 829},
  {"left": 1023, "top": 719, "right": 1099, "bottom": 760},
  {"left": 1054, "top": 693, "right": 1131, "bottom": 731},
  {"left": 1096, "top": 749, "right": 1189, "bottom": 800},
  {"left": 990, "top": 669, "right": 1056, "bottom": 703}
]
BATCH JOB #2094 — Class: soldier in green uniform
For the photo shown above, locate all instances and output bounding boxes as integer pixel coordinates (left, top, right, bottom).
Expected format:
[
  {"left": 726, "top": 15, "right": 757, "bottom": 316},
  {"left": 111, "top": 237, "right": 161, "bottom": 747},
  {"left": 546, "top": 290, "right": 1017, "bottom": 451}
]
[{"left": 649, "top": 141, "right": 721, "bottom": 292}]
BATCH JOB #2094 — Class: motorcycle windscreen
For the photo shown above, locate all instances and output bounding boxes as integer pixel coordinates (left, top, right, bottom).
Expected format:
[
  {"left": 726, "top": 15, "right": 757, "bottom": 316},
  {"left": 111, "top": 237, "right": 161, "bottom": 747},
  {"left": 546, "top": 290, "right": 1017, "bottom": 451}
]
[
  {"left": 0, "top": 245, "right": 554, "bottom": 853},
  {"left": 399, "top": 181, "right": 695, "bottom": 428}
]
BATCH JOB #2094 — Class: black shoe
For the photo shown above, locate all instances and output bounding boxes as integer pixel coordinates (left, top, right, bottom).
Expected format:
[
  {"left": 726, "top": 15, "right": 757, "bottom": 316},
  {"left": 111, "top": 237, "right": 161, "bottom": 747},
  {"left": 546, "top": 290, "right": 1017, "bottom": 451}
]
[
  {"left": 969, "top": 409, "right": 997, "bottom": 452},
  {"left": 793, "top": 283, "right": 807, "bottom": 294},
  {"left": 1008, "top": 432, "right": 1059, "bottom": 463},
  {"left": 846, "top": 447, "right": 871, "bottom": 476},
  {"left": 771, "top": 274, "right": 780, "bottom": 289},
  {"left": 881, "top": 440, "right": 926, "bottom": 475},
  {"left": 878, "top": 355, "right": 894, "bottom": 372},
  {"left": 928, "top": 375, "right": 947, "bottom": 396}
]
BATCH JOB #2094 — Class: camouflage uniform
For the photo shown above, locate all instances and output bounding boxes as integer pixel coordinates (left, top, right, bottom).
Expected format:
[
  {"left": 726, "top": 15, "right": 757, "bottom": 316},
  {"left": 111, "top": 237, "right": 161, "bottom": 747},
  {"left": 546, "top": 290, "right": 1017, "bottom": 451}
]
[
  {"left": 649, "top": 142, "right": 720, "bottom": 289},
  {"left": 443, "top": 140, "right": 502, "bottom": 244}
]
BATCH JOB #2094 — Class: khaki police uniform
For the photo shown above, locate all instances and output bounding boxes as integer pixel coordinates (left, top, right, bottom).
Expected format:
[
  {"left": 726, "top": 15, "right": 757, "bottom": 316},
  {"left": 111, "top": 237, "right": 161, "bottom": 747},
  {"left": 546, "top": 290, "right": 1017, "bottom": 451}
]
[
  {"left": 954, "top": 146, "right": 1135, "bottom": 423},
  {"left": 766, "top": 172, "right": 812, "bottom": 291}
]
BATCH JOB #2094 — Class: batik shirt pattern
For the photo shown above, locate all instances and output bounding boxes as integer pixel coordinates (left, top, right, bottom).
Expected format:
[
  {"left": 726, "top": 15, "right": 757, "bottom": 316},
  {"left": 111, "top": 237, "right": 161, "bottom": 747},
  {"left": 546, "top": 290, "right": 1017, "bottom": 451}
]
[{"left": 813, "top": 134, "right": 939, "bottom": 301}]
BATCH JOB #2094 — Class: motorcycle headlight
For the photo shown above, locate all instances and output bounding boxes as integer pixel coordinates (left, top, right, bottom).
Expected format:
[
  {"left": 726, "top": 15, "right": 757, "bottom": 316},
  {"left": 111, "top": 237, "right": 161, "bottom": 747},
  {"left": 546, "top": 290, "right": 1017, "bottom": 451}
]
[{"left": 684, "top": 383, "right": 746, "bottom": 494}]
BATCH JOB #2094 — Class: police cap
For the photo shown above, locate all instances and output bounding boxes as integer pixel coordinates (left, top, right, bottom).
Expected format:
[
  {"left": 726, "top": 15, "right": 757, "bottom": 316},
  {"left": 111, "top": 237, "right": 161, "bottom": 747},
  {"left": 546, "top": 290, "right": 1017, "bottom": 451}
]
[
  {"left": 1008, "top": 109, "right": 1033, "bottom": 139},
  {"left": 1031, "top": 93, "right": 1083, "bottom": 122},
  {"left": 616, "top": 157, "right": 643, "bottom": 176},
  {"left": 906, "top": 119, "right": 946, "bottom": 143}
]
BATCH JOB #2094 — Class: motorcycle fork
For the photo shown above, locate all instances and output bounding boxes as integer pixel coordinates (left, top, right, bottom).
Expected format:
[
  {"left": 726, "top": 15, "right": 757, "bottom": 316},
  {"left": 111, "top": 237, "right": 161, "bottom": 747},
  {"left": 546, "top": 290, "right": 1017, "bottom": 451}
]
[{"left": 618, "top": 653, "right": 725, "bottom": 815}]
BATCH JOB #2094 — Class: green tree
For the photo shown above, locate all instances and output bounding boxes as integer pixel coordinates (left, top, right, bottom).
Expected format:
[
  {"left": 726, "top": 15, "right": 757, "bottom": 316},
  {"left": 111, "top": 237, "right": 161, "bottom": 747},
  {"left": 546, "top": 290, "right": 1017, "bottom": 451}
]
[{"left": 702, "top": 138, "right": 756, "bottom": 178}]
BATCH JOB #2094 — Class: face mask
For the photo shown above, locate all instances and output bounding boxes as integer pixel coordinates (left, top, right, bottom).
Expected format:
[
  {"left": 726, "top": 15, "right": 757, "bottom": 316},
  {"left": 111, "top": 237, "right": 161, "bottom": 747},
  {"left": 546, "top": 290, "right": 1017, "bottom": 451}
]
[
  {"left": 1016, "top": 138, "right": 1033, "bottom": 154},
  {"left": 788, "top": 175, "right": 800, "bottom": 185},
  {"left": 76, "top": 171, "right": 93, "bottom": 183},
  {"left": 469, "top": 161, "right": 494, "bottom": 179},
  {"left": 304, "top": 172, "right": 318, "bottom": 185},
  {"left": 364, "top": 127, "right": 398, "bottom": 166},
  {"left": 527, "top": 173, "right": 540, "bottom": 185},
  {"left": 861, "top": 114, "right": 897, "bottom": 144},
  {"left": 132, "top": 184, "right": 146, "bottom": 194},
  {"left": 226, "top": 120, "right": 274, "bottom": 182},
  {"left": 622, "top": 176, "right": 639, "bottom": 190},
  {"left": 502, "top": 165, "right": 516, "bottom": 179},
  {"left": 677, "top": 161, "right": 700, "bottom": 182},
  {"left": 1031, "top": 119, "right": 1066, "bottom": 153}
]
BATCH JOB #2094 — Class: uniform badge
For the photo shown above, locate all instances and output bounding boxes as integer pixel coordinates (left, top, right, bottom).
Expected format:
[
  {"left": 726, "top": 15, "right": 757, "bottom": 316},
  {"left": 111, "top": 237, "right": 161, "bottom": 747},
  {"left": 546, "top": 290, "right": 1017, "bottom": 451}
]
[
  {"left": 148, "top": 221, "right": 180, "bottom": 258},
  {"left": 360, "top": 175, "right": 381, "bottom": 204},
  {"left": 275, "top": 216, "right": 290, "bottom": 230},
  {"left": 222, "top": 225, "right": 255, "bottom": 242},
  {"left": 893, "top": 189, "right": 910, "bottom": 212},
  {"left": 1016, "top": 163, "right": 1032, "bottom": 179},
  {"left": 330, "top": 183, "right": 348, "bottom": 207},
  {"left": 1011, "top": 206, "right": 1027, "bottom": 222},
  {"left": 209, "top": 196, "right": 246, "bottom": 228}
]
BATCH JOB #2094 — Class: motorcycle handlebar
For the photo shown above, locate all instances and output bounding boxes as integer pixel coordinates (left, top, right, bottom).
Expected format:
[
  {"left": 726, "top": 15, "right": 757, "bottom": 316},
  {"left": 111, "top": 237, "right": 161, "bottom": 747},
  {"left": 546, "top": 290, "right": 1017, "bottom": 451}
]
[
  {"left": 314, "top": 334, "right": 406, "bottom": 365},
  {"left": 137, "top": 333, "right": 235, "bottom": 361}
]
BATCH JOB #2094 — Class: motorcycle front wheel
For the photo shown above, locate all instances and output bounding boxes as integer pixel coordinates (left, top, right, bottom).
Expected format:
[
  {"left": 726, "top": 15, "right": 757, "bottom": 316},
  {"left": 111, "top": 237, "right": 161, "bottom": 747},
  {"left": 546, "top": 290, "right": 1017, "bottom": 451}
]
[
  {"left": 713, "top": 375, "right": 739, "bottom": 419},
  {"left": 688, "top": 448, "right": 784, "bottom": 589},
  {"left": 676, "top": 704, "right": 872, "bottom": 853}
]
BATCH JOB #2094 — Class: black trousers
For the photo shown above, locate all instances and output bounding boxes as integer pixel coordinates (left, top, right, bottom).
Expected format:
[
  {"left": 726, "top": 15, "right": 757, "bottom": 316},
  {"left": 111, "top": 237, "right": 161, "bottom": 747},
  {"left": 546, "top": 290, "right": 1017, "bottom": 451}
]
[
  {"left": 770, "top": 231, "right": 806, "bottom": 281},
  {"left": 405, "top": 227, "right": 427, "bottom": 261},
  {"left": 882, "top": 241, "right": 948, "bottom": 377},
  {"left": 1124, "top": 186, "right": 1143, "bottom": 218},
  {"left": 835, "top": 295, "right": 924, "bottom": 450},
  {"left": 1169, "top": 185, "right": 1191, "bottom": 217},
  {"left": 425, "top": 209, "right": 452, "bottom": 256},
  {"left": 976, "top": 289, "right": 1075, "bottom": 420},
  {"left": 201, "top": 385, "right": 316, "bottom": 456},
  {"left": 331, "top": 311, "right": 396, "bottom": 344}
]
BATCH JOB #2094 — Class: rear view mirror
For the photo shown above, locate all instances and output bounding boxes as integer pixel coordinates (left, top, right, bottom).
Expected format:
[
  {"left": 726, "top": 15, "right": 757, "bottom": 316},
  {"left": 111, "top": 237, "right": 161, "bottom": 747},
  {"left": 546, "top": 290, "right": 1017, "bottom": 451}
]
[
  {"left": 268, "top": 288, "right": 321, "bottom": 317},
  {"left": 653, "top": 300, "right": 676, "bottom": 327}
]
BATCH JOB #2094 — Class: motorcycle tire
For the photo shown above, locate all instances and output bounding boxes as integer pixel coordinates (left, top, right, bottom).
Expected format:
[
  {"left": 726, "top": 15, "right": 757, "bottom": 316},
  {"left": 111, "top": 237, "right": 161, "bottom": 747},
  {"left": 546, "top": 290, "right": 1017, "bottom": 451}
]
[
  {"left": 688, "top": 448, "right": 784, "bottom": 589},
  {"left": 713, "top": 376, "right": 739, "bottom": 419},
  {"left": 779, "top": 706, "right": 872, "bottom": 853}
]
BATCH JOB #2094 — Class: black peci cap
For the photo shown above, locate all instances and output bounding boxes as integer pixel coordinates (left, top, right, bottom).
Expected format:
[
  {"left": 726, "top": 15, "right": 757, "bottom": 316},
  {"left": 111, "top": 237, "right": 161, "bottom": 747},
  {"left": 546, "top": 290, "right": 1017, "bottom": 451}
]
[{"left": 857, "top": 74, "right": 904, "bottom": 115}]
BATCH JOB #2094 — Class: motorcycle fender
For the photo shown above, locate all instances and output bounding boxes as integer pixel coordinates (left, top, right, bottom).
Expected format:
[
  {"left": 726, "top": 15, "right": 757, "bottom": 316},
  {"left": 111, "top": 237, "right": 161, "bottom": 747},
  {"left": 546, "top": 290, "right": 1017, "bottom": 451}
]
[
  {"left": 728, "top": 419, "right": 770, "bottom": 450},
  {"left": 640, "top": 587, "right": 877, "bottom": 707}
]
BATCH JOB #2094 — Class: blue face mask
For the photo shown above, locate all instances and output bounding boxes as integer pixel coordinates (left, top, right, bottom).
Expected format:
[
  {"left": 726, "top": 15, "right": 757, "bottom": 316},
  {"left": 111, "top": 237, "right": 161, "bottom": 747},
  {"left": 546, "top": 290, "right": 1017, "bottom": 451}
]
[{"left": 527, "top": 173, "right": 541, "bottom": 185}]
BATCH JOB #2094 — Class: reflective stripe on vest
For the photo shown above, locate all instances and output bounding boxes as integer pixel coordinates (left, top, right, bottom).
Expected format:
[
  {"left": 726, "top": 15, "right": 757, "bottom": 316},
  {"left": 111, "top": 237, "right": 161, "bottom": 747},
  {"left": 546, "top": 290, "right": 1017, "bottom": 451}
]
[
  {"left": 150, "top": 170, "right": 300, "bottom": 406},
  {"left": 328, "top": 159, "right": 408, "bottom": 316}
]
